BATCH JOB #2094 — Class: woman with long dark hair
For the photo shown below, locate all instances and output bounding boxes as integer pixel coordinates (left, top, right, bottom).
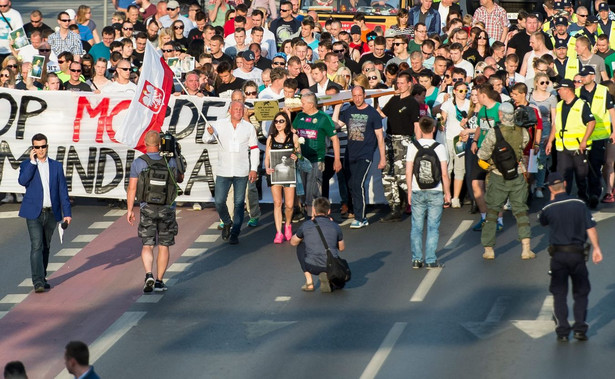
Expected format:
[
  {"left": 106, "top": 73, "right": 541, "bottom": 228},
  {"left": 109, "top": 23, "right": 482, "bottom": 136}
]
[
  {"left": 463, "top": 28, "right": 491, "bottom": 66},
  {"left": 265, "top": 111, "right": 300, "bottom": 244}
]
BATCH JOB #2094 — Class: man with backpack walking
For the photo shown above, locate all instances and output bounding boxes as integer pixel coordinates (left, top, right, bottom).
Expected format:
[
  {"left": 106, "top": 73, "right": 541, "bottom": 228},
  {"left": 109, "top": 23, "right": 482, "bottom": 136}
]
[
  {"left": 126, "top": 131, "right": 184, "bottom": 292},
  {"left": 477, "top": 103, "right": 534, "bottom": 260},
  {"left": 406, "top": 117, "right": 450, "bottom": 269}
]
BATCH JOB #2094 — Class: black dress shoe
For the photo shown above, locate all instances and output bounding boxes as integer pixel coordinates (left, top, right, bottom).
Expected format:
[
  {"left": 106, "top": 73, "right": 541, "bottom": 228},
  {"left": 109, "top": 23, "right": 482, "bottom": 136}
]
[
  {"left": 221, "top": 224, "right": 231, "bottom": 241},
  {"left": 573, "top": 332, "right": 588, "bottom": 341},
  {"left": 229, "top": 234, "right": 239, "bottom": 245},
  {"left": 556, "top": 335, "right": 569, "bottom": 342},
  {"left": 44, "top": 282, "right": 51, "bottom": 289}
]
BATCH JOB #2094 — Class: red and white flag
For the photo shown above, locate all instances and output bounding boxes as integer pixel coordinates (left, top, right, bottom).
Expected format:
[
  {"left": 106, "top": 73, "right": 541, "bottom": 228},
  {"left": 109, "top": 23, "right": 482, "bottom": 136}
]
[{"left": 116, "top": 41, "right": 174, "bottom": 152}]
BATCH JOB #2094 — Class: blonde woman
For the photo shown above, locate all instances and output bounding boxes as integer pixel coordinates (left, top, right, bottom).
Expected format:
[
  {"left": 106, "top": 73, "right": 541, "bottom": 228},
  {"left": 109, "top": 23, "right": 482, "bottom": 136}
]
[
  {"left": 335, "top": 67, "right": 352, "bottom": 90},
  {"left": 157, "top": 28, "right": 173, "bottom": 53},
  {"left": 76, "top": 5, "right": 100, "bottom": 44}
]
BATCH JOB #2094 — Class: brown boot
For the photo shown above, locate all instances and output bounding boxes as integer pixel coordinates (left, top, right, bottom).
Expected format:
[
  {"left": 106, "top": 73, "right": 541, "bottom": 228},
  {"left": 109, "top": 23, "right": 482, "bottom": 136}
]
[
  {"left": 482, "top": 246, "right": 495, "bottom": 260},
  {"left": 521, "top": 238, "right": 536, "bottom": 260}
]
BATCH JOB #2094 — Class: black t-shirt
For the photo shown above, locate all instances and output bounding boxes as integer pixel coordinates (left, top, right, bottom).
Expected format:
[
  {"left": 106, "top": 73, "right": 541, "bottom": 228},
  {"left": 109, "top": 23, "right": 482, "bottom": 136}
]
[
  {"left": 561, "top": 96, "right": 595, "bottom": 125},
  {"left": 255, "top": 57, "right": 272, "bottom": 70},
  {"left": 381, "top": 95, "right": 420, "bottom": 136},
  {"left": 212, "top": 52, "right": 233, "bottom": 65},
  {"left": 188, "top": 28, "right": 204, "bottom": 41},
  {"left": 215, "top": 77, "right": 246, "bottom": 97},
  {"left": 463, "top": 48, "right": 486, "bottom": 66},
  {"left": 342, "top": 58, "right": 361, "bottom": 75},
  {"left": 340, "top": 104, "right": 383, "bottom": 160},
  {"left": 132, "top": 50, "right": 145, "bottom": 68},
  {"left": 23, "top": 22, "right": 53, "bottom": 37},
  {"left": 292, "top": 72, "right": 310, "bottom": 90},
  {"left": 508, "top": 31, "right": 553, "bottom": 72},
  {"left": 64, "top": 81, "right": 92, "bottom": 92},
  {"left": 15, "top": 81, "right": 43, "bottom": 90},
  {"left": 359, "top": 52, "right": 395, "bottom": 68}
]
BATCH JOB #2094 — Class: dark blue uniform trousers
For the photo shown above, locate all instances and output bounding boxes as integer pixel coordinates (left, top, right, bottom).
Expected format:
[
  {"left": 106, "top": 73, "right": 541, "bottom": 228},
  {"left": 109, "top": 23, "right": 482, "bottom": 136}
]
[{"left": 550, "top": 250, "right": 590, "bottom": 337}]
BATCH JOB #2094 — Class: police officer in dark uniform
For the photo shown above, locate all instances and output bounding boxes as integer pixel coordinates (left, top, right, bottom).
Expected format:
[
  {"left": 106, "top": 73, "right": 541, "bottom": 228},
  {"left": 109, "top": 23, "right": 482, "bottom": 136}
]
[
  {"left": 539, "top": 172, "right": 603, "bottom": 342},
  {"left": 546, "top": 79, "right": 595, "bottom": 201}
]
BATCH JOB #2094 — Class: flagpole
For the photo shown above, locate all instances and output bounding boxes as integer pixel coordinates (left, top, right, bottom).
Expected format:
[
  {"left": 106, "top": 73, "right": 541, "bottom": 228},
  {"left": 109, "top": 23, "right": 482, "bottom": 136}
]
[{"left": 174, "top": 80, "right": 222, "bottom": 146}]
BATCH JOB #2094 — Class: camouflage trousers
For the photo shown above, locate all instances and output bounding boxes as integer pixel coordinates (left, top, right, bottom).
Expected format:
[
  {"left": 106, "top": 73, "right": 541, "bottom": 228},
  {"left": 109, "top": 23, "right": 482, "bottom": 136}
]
[
  {"left": 382, "top": 135, "right": 412, "bottom": 207},
  {"left": 138, "top": 204, "right": 178, "bottom": 246}
]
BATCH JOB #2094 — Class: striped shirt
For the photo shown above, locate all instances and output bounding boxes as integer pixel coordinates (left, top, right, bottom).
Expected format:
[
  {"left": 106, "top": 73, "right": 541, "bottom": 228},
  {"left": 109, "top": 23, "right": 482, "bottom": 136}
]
[{"left": 48, "top": 31, "right": 85, "bottom": 56}]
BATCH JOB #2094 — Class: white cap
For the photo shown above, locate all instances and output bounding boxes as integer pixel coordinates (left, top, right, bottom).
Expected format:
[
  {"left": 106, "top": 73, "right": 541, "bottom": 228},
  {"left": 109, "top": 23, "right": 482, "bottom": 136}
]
[{"left": 65, "top": 9, "right": 76, "bottom": 20}]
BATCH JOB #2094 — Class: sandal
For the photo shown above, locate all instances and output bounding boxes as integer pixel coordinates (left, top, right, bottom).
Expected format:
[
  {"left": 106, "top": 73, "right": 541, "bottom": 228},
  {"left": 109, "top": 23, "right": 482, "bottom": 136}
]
[{"left": 301, "top": 282, "right": 315, "bottom": 292}]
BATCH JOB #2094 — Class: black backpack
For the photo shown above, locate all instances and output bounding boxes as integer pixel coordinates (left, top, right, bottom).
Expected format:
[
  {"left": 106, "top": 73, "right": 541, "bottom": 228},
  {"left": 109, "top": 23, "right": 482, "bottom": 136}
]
[
  {"left": 492, "top": 127, "right": 519, "bottom": 180},
  {"left": 513, "top": 105, "right": 538, "bottom": 128},
  {"left": 135, "top": 155, "right": 177, "bottom": 205},
  {"left": 412, "top": 140, "right": 442, "bottom": 189}
]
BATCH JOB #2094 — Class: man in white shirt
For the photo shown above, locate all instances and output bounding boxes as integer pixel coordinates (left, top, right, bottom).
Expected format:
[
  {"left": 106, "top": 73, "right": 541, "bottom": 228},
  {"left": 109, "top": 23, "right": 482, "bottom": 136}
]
[
  {"left": 450, "top": 42, "right": 474, "bottom": 82},
  {"left": 233, "top": 50, "right": 263, "bottom": 86},
  {"left": 259, "top": 67, "right": 287, "bottom": 99},
  {"left": 159, "top": 0, "right": 193, "bottom": 37},
  {"left": 207, "top": 101, "right": 259, "bottom": 245},
  {"left": 101, "top": 59, "right": 137, "bottom": 95},
  {"left": 247, "top": 9, "right": 276, "bottom": 59},
  {"left": 0, "top": 0, "right": 23, "bottom": 59}
]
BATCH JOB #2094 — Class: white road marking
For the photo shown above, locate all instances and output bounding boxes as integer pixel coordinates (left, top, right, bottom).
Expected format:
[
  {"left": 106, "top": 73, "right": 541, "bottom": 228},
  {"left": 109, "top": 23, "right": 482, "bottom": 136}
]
[
  {"left": 209, "top": 221, "right": 221, "bottom": 230},
  {"left": 359, "top": 322, "right": 407, "bottom": 379},
  {"left": 166, "top": 263, "right": 192, "bottom": 272},
  {"left": 137, "top": 295, "right": 164, "bottom": 303},
  {"left": 104, "top": 210, "right": 127, "bottom": 217},
  {"left": 89, "top": 221, "right": 114, "bottom": 229},
  {"left": 461, "top": 296, "right": 512, "bottom": 339},
  {"left": 0, "top": 311, "right": 7, "bottom": 320},
  {"left": 55, "top": 311, "right": 147, "bottom": 379},
  {"left": 0, "top": 294, "right": 28, "bottom": 304},
  {"left": 592, "top": 211, "right": 615, "bottom": 222},
  {"left": 55, "top": 248, "right": 81, "bottom": 257},
  {"left": 512, "top": 295, "right": 555, "bottom": 339},
  {"left": 18, "top": 279, "right": 31, "bottom": 287},
  {"left": 275, "top": 296, "right": 291, "bottom": 302},
  {"left": 0, "top": 211, "right": 19, "bottom": 219},
  {"left": 71, "top": 234, "right": 98, "bottom": 243},
  {"left": 443, "top": 220, "right": 473, "bottom": 248},
  {"left": 340, "top": 219, "right": 353, "bottom": 226},
  {"left": 196, "top": 234, "right": 219, "bottom": 243},
  {"left": 45, "top": 263, "right": 64, "bottom": 272},
  {"left": 410, "top": 268, "right": 442, "bottom": 302},
  {"left": 182, "top": 248, "right": 208, "bottom": 257}
]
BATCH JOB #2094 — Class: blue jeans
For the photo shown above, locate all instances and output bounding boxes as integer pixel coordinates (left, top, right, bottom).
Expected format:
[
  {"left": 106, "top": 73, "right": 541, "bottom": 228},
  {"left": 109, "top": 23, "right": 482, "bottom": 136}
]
[
  {"left": 411, "top": 190, "right": 444, "bottom": 264},
  {"left": 26, "top": 209, "right": 57, "bottom": 286},
  {"left": 215, "top": 176, "right": 248, "bottom": 236}
]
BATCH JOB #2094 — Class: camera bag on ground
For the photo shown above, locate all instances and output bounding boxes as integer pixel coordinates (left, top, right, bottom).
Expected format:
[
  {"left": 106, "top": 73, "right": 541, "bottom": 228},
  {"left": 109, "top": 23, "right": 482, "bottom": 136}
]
[
  {"left": 412, "top": 140, "right": 442, "bottom": 189},
  {"left": 136, "top": 155, "right": 177, "bottom": 205},
  {"left": 492, "top": 127, "right": 519, "bottom": 180}
]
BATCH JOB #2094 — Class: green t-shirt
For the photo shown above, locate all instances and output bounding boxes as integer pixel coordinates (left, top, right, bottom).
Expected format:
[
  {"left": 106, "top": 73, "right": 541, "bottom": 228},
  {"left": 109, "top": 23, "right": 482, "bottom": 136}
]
[
  {"left": 407, "top": 40, "right": 421, "bottom": 54},
  {"left": 605, "top": 52, "right": 615, "bottom": 78},
  {"left": 477, "top": 102, "right": 500, "bottom": 148},
  {"left": 293, "top": 110, "right": 337, "bottom": 163}
]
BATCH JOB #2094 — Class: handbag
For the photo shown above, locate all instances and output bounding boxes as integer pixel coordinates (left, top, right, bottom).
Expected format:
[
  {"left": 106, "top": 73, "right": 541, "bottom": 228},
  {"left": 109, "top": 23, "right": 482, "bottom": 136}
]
[{"left": 313, "top": 219, "right": 351, "bottom": 289}]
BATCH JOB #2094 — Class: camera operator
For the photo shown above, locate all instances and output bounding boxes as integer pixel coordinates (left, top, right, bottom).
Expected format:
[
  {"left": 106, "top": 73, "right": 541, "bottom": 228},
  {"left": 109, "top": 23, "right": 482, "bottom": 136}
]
[{"left": 126, "top": 131, "right": 184, "bottom": 293}]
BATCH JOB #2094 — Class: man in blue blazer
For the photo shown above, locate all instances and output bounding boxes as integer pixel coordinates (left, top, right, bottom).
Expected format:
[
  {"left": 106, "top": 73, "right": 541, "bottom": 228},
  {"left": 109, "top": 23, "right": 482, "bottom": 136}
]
[
  {"left": 19, "top": 133, "right": 71, "bottom": 293},
  {"left": 64, "top": 341, "right": 100, "bottom": 379}
]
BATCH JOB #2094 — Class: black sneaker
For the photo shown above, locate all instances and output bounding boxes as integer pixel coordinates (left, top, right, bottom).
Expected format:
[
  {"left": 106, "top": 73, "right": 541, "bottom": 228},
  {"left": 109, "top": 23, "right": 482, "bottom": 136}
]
[
  {"left": 44, "top": 282, "right": 51, "bottom": 289},
  {"left": 229, "top": 233, "right": 239, "bottom": 245},
  {"left": 34, "top": 284, "right": 45, "bottom": 293},
  {"left": 143, "top": 273, "right": 155, "bottom": 293},
  {"left": 557, "top": 335, "right": 569, "bottom": 342},
  {"left": 221, "top": 224, "right": 231, "bottom": 241},
  {"left": 573, "top": 332, "right": 588, "bottom": 341},
  {"left": 154, "top": 280, "right": 167, "bottom": 292},
  {"left": 412, "top": 260, "right": 423, "bottom": 269},
  {"left": 425, "top": 262, "right": 442, "bottom": 269}
]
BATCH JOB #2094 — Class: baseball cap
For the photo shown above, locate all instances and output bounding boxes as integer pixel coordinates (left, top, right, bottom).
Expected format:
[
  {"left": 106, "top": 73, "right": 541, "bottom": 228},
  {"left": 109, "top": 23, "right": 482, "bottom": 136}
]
[
  {"left": 554, "top": 78, "right": 575, "bottom": 89},
  {"left": 384, "top": 29, "right": 397, "bottom": 38},
  {"left": 587, "top": 15, "right": 599, "bottom": 23},
  {"left": 546, "top": 172, "right": 564, "bottom": 186},
  {"left": 579, "top": 66, "right": 596, "bottom": 76},
  {"left": 599, "top": 2, "right": 610, "bottom": 11},
  {"left": 554, "top": 38, "right": 568, "bottom": 49},
  {"left": 554, "top": 16, "right": 568, "bottom": 26},
  {"left": 167, "top": 1, "right": 180, "bottom": 9},
  {"left": 350, "top": 25, "right": 361, "bottom": 35},
  {"left": 554, "top": 1, "right": 564, "bottom": 9},
  {"left": 562, "top": 0, "right": 572, "bottom": 7},
  {"left": 273, "top": 52, "right": 287, "bottom": 61},
  {"left": 65, "top": 9, "right": 76, "bottom": 20},
  {"left": 532, "top": 12, "right": 544, "bottom": 23},
  {"left": 242, "top": 50, "right": 255, "bottom": 61}
]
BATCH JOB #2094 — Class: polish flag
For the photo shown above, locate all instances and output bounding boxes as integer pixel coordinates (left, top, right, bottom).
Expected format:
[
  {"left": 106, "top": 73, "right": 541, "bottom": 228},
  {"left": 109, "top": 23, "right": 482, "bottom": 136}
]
[{"left": 116, "top": 41, "right": 174, "bottom": 152}]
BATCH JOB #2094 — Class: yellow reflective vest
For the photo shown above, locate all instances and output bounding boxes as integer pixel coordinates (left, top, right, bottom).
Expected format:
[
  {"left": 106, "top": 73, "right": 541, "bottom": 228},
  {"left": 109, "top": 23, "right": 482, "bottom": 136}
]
[
  {"left": 598, "top": 20, "right": 615, "bottom": 49},
  {"left": 554, "top": 98, "right": 593, "bottom": 151},
  {"left": 575, "top": 84, "right": 612, "bottom": 140},
  {"left": 555, "top": 57, "right": 581, "bottom": 80}
]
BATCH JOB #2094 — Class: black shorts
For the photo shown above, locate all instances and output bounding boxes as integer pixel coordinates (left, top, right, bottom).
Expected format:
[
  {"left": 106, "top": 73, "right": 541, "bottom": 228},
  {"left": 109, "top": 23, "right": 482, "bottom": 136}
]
[
  {"left": 138, "top": 204, "right": 178, "bottom": 246},
  {"left": 470, "top": 158, "right": 487, "bottom": 181}
]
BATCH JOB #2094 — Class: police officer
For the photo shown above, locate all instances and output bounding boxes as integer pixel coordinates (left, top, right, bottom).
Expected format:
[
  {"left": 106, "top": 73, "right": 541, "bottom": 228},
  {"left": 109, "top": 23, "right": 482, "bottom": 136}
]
[
  {"left": 477, "top": 103, "right": 534, "bottom": 260},
  {"left": 553, "top": 39, "right": 580, "bottom": 81},
  {"left": 539, "top": 172, "right": 603, "bottom": 342},
  {"left": 126, "top": 131, "right": 183, "bottom": 293},
  {"left": 546, "top": 79, "right": 595, "bottom": 201},
  {"left": 577, "top": 66, "right": 615, "bottom": 208}
]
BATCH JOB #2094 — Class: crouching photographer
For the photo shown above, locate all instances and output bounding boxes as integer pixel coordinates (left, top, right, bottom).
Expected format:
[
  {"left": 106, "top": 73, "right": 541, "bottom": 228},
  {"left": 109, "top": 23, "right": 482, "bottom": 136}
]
[{"left": 126, "top": 130, "right": 185, "bottom": 293}]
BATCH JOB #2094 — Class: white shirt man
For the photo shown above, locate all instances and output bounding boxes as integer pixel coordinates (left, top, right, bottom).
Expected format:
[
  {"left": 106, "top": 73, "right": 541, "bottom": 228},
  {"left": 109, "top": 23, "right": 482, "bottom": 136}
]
[
  {"left": 233, "top": 50, "right": 263, "bottom": 86},
  {"left": 0, "top": 0, "right": 23, "bottom": 55},
  {"left": 101, "top": 60, "right": 137, "bottom": 95}
]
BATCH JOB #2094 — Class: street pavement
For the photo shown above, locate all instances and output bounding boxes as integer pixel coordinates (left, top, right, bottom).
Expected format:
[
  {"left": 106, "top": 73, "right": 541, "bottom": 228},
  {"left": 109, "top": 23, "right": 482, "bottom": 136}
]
[{"left": 0, "top": 194, "right": 615, "bottom": 379}]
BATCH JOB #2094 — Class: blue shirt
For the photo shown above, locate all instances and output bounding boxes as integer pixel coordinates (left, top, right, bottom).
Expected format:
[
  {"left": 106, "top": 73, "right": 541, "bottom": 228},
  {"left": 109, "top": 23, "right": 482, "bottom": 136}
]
[
  {"left": 539, "top": 192, "right": 596, "bottom": 246},
  {"left": 89, "top": 42, "right": 110, "bottom": 61},
  {"left": 340, "top": 104, "right": 383, "bottom": 161},
  {"left": 296, "top": 216, "right": 342, "bottom": 267}
]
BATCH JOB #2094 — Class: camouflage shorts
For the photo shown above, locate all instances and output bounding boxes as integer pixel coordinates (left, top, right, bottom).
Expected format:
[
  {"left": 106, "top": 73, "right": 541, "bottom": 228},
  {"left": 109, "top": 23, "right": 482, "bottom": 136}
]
[{"left": 138, "top": 204, "right": 178, "bottom": 246}]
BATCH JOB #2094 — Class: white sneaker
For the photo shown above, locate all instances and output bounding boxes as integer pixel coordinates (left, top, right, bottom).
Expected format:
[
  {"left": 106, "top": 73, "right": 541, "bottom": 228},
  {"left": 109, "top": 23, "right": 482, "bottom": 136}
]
[
  {"left": 503, "top": 199, "right": 512, "bottom": 211},
  {"left": 15, "top": 194, "right": 23, "bottom": 203},
  {"left": 535, "top": 189, "right": 544, "bottom": 199},
  {"left": 1, "top": 194, "right": 14, "bottom": 203},
  {"left": 451, "top": 198, "right": 461, "bottom": 208},
  {"left": 192, "top": 203, "right": 202, "bottom": 211}
]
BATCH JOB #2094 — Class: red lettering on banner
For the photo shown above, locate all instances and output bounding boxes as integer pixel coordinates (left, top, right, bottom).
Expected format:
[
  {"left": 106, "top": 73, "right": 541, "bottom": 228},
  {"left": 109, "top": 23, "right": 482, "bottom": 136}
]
[{"left": 73, "top": 97, "right": 131, "bottom": 144}]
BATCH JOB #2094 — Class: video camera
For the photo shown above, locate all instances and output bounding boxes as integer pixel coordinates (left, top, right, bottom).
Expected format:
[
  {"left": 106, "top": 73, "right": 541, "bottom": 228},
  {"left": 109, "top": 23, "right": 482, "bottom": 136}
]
[
  {"left": 160, "top": 132, "right": 187, "bottom": 174},
  {"left": 513, "top": 106, "right": 538, "bottom": 129}
]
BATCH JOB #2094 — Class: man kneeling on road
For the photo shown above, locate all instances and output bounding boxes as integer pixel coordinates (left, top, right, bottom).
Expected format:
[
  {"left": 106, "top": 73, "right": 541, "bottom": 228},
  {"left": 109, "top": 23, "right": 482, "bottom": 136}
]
[
  {"left": 477, "top": 102, "right": 534, "bottom": 260},
  {"left": 126, "top": 131, "right": 183, "bottom": 293}
]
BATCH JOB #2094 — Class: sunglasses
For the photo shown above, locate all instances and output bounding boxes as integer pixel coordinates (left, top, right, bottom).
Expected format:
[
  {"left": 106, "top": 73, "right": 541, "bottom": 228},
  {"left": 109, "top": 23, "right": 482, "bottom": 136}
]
[
  {"left": 245, "top": 91, "right": 257, "bottom": 96},
  {"left": 445, "top": 74, "right": 451, "bottom": 78},
  {"left": 452, "top": 78, "right": 464, "bottom": 82},
  {"left": 123, "top": 27, "right": 134, "bottom": 31},
  {"left": 457, "top": 89, "right": 468, "bottom": 93},
  {"left": 32, "top": 144, "right": 48, "bottom": 149},
  {"left": 117, "top": 67, "right": 131, "bottom": 71},
  {"left": 539, "top": 81, "right": 550, "bottom": 85},
  {"left": 30, "top": 19, "right": 42, "bottom": 24},
  {"left": 274, "top": 119, "right": 286, "bottom": 124},
  {"left": 0, "top": 74, "right": 9, "bottom": 77},
  {"left": 5, "top": 64, "right": 17, "bottom": 68},
  {"left": 577, "top": 14, "right": 588, "bottom": 17},
  {"left": 174, "top": 26, "right": 184, "bottom": 29},
  {"left": 280, "top": 8, "right": 291, "bottom": 12},
  {"left": 0, "top": 4, "right": 9, "bottom": 8},
  {"left": 167, "top": 7, "right": 177, "bottom": 11},
  {"left": 422, "top": 50, "right": 432, "bottom": 56},
  {"left": 273, "top": 61, "right": 285, "bottom": 65},
  {"left": 393, "top": 42, "right": 404, "bottom": 46},
  {"left": 38, "top": 49, "right": 50, "bottom": 52},
  {"left": 162, "top": 49, "right": 174, "bottom": 53},
  {"left": 477, "top": 36, "right": 488, "bottom": 40},
  {"left": 333, "top": 49, "right": 344, "bottom": 53},
  {"left": 57, "top": 60, "right": 65, "bottom": 64},
  {"left": 368, "top": 76, "right": 378, "bottom": 80},
  {"left": 59, "top": 19, "right": 71, "bottom": 22},
  {"left": 70, "top": 68, "right": 81, "bottom": 72},
  {"left": 367, "top": 36, "right": 376, "bottom": 41}
]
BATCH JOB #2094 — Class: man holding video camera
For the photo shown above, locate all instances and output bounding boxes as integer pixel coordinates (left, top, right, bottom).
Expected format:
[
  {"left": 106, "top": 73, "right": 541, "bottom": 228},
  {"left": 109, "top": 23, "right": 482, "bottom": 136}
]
[{"left": 126, "top": 131, "right": 184, "bottom": 293}]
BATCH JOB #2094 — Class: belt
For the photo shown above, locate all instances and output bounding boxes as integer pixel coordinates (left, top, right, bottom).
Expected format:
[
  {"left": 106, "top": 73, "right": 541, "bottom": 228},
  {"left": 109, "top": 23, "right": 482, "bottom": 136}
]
[
  {"left": 548, "top": 244, "right": 585, "bottom": 255},
  {"left": 42, "top": 207, "right": 52, "bottom": 212}
]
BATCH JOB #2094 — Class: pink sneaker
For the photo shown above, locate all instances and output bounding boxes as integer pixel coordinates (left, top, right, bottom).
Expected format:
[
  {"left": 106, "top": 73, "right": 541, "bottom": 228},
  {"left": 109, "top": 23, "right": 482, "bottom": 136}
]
[
  {"left": 284, "top": 224, "right": 293, "bottom": 241},
  {"left": 274, "top": 232, "right": 284, "bottom": 244}
]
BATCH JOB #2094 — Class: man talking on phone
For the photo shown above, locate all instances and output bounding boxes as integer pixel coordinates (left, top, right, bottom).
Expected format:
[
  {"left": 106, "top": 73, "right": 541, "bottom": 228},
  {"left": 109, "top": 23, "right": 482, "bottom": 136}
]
[{"left": 19, "top": 133, "right": 72, "bottom": 293}]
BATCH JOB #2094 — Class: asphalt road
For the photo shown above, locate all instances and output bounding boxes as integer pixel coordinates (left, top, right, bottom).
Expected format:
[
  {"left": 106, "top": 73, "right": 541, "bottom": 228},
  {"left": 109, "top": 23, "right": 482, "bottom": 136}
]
[{"left": 1, "top": 193, "right": 615, "bottom": 379}]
